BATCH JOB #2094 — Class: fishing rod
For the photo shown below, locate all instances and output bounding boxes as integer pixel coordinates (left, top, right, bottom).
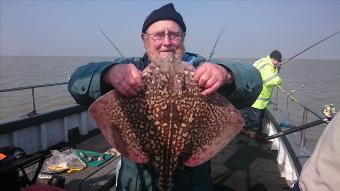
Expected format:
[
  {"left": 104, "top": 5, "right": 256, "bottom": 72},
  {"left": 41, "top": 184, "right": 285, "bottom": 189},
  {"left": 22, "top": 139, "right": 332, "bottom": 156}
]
[
  {"left": 208, "top": 27, "right": 224, "bottom": 61},
  {"left": 265, "top": 119, "right": 326, "bottom": 140},
  {"left": 98, "top": 27, "right": 125, "bottom": 57},
  {"left": 281, "top": 29, "right": 340, "bottom": 66},
  {"left": 264, "top": 103, "right": 336, "bottom": 140},
  {"left": 286, "top": 84, "right": 305, "bottom": 96},
  {"left": 277, "top": 85, "right": 325, "bottom": 120}
]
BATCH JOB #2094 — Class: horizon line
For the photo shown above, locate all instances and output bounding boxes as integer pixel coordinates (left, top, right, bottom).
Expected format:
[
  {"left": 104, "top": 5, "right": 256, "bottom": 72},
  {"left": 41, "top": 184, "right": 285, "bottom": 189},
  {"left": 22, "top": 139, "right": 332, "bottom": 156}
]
[{"left": 1, "top": 54, "right": 340, "bottom": 61}]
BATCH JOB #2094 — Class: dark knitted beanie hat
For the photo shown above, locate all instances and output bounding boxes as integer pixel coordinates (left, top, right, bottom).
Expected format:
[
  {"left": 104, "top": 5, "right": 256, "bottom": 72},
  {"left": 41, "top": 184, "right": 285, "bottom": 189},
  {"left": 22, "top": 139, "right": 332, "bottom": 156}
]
[
  {"left": 270, "top": 50, "right": 282, "bottom": 62},
  {"left": 142, "top": 3, "right": 186, "bottom": 33}
]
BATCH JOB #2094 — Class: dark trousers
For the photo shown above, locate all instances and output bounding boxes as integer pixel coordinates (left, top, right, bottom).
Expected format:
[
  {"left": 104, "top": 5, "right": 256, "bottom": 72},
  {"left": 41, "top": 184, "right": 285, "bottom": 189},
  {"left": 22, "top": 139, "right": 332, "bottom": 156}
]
[
  {"left": 116, "top": 156, "right": 213, "bottom": 191},
  {"left": 239, "top": 107, "right": 265, "bottom": 133},
  {"left": 290, "top": 181, "right": 301, "bottom": 191}
]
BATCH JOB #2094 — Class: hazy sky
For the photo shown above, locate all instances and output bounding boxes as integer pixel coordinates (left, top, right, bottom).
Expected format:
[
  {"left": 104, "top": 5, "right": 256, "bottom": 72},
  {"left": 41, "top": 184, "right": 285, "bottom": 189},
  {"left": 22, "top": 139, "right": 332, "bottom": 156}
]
[{"left": 1, "top": 0, "right": 340, "bottom": 59}]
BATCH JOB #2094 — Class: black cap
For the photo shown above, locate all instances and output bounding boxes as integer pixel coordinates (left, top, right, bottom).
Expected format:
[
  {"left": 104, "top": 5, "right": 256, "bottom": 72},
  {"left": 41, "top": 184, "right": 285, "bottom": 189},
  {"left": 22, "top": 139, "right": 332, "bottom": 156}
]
[
  {"left": 269, "top": 50, "right": 282, "bottom": 62},
  {"left": 142, "top": 3, "right": 186, "bottom": 33}
]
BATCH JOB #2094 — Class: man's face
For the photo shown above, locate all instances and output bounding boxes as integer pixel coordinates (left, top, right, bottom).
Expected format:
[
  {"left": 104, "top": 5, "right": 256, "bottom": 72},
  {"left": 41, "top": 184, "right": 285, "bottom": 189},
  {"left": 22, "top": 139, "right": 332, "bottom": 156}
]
[
  {"left": 271, "top": 58, "right": 280, "bottom": 66},
  {"left": 141, "top": 20, "right": 185, "bottom": 63}
]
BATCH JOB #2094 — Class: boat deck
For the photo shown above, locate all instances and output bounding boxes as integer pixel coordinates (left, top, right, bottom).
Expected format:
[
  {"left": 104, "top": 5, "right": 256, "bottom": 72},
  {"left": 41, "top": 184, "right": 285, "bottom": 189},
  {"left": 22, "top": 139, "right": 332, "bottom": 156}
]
[
  {"left": 22, "top": 131, "right": 290, "bottom": 191},
  {"left": 212, "top": 134, "right": 290, "bottom": 190}
]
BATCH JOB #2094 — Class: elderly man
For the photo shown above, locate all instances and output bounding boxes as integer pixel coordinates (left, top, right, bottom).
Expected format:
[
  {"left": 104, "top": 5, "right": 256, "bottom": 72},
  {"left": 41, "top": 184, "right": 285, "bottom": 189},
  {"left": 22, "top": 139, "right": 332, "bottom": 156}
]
[{"left": 69, "top": 3, "right": 262, "bottom": 191}]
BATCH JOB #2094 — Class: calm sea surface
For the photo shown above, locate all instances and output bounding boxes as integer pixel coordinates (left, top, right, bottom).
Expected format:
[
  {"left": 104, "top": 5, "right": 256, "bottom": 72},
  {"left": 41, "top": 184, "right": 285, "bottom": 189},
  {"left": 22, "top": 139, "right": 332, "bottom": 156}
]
[
  {"left": 0, "top": 56, "right": 114, "bottom": 122},
  {"left": 1, "top": 56, "right": 340, "bottom": 150}
]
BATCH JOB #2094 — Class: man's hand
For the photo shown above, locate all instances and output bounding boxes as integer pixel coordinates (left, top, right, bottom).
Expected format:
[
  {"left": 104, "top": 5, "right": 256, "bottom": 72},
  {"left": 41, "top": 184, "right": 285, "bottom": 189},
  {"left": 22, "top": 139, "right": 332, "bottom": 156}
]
[
  {"left": 276, "top": 63, "right": 282, "bottom": 73},
  {"left": 195, "top": 62, "right": 234, "bottom": 96},
  {"left": 104, "top": 64, "right": 144, "bottom": 97}
]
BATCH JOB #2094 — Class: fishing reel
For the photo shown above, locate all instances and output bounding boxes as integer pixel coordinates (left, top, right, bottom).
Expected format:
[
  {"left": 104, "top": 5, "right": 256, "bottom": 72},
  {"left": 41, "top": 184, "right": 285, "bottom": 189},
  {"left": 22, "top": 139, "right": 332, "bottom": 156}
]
[{"left": 322, "top": 104, "right": 336, "bottom": 121}]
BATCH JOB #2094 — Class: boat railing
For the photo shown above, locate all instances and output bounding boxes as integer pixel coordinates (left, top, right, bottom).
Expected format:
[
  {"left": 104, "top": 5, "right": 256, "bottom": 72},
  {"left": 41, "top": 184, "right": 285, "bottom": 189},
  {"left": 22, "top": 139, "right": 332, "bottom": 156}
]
[
  {"left": 273, "top": 85, "right": 326, "bottom": 146},
  {"left": 0, "top": 81, "right": 68, "bottom": 117},
  {"left": 0, "top": 81, "right": 91, "bottom": 154}
]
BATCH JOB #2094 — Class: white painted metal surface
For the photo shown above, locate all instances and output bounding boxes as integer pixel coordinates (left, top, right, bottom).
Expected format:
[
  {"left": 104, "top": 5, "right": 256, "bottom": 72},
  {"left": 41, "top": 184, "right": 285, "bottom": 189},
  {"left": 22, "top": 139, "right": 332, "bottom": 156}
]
[
  {"left": 263, "top": 117, "right": 299, "bottom": 186},
  {"left": 0, "top": 111, "right": 97, "bottom": 154}
]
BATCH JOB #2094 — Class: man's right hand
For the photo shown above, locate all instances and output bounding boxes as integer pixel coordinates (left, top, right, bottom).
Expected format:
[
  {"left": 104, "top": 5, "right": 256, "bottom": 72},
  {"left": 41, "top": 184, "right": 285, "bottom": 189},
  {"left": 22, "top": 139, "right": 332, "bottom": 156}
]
[{"left": 104, "top": 63, "right": 144, "bottom": 97}]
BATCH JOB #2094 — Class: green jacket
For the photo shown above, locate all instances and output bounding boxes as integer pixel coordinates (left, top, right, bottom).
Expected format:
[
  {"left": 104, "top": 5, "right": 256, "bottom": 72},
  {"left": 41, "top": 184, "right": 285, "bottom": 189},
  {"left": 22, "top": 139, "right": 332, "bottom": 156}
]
[
  {"left": 68, "top": 52, "right": 262, "bottom": 191},
  {"left": 251, "top": 55, "right": 282, "bottom": 109}
]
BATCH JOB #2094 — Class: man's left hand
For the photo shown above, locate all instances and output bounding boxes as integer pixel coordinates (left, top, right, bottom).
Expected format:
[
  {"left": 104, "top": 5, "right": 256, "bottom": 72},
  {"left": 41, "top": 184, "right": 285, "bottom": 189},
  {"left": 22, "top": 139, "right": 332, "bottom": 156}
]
[
  {"left": 195, "top": 62, "right": 234, "bottom": 96},
  {"left": 276, "top": 63, "right": 282, "bottom": 73}
]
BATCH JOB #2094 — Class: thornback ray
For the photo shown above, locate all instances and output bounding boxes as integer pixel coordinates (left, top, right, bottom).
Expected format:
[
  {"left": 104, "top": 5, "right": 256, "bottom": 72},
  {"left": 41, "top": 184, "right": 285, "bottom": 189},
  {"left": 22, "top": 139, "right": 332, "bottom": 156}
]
[{"left": 88, "top": 56, "right": 244, "bottom": 191}]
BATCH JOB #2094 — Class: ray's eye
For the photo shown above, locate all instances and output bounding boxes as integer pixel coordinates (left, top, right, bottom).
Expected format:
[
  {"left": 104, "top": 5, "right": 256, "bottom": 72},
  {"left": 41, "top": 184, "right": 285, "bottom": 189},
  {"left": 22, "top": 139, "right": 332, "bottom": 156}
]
[
  {"left": 159, "top": 83, "right": 165, "bottom": 90},
  {"left": 158, "top": 79, "right": 167, "bottom": 90}
]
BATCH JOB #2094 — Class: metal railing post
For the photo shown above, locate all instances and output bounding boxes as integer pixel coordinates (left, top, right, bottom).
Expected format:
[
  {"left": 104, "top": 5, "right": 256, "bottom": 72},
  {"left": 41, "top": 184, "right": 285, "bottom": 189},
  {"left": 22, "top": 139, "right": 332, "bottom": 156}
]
[
  {"left": 31, "top": 88, "right": 37, "bottom": 116},
  {"left": 300, "top": 108, "right": 308, "bottom": 146},
  {"left": 275, "top": 87, "right": 279, "bottom": 110}
]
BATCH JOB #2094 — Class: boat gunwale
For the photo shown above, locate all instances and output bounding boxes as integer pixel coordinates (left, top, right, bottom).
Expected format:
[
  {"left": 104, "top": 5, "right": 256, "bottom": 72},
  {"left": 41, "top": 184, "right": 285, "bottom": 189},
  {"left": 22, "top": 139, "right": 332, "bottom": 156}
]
[
  {"left": 265, "top": 108, "right": 303, "bottom": 173},
  {"left": 0, "top": 105, "right": 88, "bottom": 135}
]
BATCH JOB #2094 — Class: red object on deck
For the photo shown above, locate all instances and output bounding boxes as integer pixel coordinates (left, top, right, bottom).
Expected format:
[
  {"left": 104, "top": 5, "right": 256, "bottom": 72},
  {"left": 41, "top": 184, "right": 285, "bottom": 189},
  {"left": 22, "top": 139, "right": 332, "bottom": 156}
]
[{"left": 0, "top": 153, "right": 6, "bottom": 160}]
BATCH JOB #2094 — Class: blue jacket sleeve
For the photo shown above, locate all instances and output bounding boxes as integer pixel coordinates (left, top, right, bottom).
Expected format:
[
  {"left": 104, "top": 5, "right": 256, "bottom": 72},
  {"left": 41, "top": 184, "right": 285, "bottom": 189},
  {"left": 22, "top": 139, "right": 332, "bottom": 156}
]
[
  {"left": 68, "top": 57, "right": 144, "bottom": 105},
  {"left": 68, "top": 61, "right": 114, "bottom": 105},
  {"left": 212, "top": 59, "right": 263, "bottom": 109},
  {"left": 184, "top": 53, "right": 262, "bottom": 109}
]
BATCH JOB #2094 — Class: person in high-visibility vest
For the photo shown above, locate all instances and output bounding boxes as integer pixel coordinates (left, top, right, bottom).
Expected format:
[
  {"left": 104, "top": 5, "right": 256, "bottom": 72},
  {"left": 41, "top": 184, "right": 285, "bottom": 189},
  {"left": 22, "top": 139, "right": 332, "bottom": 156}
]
[{"left": 241, "top": 50, "right": 282, "bottom": 138}]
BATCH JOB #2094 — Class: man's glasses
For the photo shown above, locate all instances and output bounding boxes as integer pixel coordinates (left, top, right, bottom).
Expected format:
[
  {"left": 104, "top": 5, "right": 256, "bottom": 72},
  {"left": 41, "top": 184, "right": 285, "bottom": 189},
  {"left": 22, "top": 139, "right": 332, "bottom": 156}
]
[{"left": 143, "top": 32, "right": 184, "bottom": 42}]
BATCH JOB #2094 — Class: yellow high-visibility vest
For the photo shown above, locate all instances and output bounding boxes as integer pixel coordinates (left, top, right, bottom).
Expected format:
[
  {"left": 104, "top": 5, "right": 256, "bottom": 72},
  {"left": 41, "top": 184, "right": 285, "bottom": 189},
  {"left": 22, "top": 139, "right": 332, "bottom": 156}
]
[{"left": 251, "top": 56, "right": 282, "bottom": 109}]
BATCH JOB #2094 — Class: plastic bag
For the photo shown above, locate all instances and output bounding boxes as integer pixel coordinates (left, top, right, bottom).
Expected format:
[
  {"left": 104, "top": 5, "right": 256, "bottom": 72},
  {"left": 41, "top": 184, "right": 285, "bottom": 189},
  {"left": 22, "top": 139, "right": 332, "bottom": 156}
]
[{"left": 42, "top": 150, "right": 86, "bottom": 174}]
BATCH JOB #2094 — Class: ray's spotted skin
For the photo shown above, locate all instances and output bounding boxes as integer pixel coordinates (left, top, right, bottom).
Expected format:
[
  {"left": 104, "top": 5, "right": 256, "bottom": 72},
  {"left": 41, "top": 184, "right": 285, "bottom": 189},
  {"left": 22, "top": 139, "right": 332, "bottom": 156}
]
[{"left": 89, "top": 57, "right": 244, "bottom": 191}]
